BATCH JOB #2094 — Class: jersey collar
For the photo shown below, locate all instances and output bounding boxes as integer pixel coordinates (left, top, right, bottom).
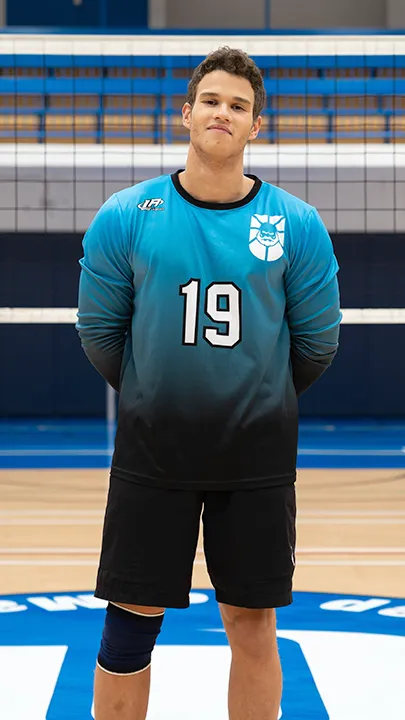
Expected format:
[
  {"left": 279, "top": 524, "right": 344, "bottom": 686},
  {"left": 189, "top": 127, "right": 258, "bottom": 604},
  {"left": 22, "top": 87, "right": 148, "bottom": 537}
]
[{"left": 171, "top": 169, "right": 262, "bottom": 210}]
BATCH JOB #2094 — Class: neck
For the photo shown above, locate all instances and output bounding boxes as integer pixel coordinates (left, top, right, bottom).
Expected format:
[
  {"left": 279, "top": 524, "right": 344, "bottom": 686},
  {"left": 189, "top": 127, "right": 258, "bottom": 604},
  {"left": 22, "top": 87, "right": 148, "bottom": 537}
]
[{"left": 179, "top": 144, "right": 254, "bottom": 204}]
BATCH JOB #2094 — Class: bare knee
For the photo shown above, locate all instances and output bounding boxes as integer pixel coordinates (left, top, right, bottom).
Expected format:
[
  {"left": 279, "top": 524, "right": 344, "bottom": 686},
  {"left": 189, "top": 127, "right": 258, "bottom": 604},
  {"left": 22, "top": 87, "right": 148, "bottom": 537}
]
[
  {"left": 114, "top": 603, "right": 165, "bottom": 616},
  {"left": 219, "top": 604, "right": 277, "bottom": 658},
  {"left": 220, "top": 603, "right": 276, "bottom": 629}
]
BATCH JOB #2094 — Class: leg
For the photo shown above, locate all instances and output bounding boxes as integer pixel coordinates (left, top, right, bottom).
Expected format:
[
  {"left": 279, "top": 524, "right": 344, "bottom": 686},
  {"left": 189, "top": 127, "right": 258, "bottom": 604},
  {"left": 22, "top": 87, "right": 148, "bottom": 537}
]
[
  {"left": 202, "top": 483, "right": 296, "bottom": 719},
  {"left": 219, "top": 604, "right": 281, "bottom": 720},
  {"left": 94, "top": 603, "right": 164, "bottom": 720},
  {"left": 93, "top": 476, "right": 204, "bottom": 718}
]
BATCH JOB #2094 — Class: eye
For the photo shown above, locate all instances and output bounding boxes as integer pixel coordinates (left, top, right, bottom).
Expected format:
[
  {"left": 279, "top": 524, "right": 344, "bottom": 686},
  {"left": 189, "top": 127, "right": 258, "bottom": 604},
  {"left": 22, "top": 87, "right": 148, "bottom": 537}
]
[{"left": 203, "top": 100, "right": 245, "bottom": 111}]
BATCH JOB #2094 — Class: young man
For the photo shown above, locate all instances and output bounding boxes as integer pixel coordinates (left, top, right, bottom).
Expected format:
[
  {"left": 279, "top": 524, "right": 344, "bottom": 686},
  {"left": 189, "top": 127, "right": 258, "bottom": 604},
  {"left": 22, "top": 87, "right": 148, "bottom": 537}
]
[{"left": 77, "top": 47, "right": 341, "bottom": 720}]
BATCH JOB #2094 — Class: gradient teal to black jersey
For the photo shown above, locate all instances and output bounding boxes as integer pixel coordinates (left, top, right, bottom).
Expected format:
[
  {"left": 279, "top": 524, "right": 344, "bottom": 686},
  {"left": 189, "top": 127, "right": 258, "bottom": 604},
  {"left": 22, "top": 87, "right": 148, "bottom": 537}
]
[{"left": 77, "top": 172, "right": 341, "bottom": 490}]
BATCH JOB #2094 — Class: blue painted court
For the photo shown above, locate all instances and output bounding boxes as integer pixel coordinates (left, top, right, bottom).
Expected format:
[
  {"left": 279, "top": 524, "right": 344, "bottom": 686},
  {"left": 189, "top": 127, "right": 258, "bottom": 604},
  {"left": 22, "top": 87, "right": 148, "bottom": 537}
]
[
  {"left": 0, "top": 589, "right": 404, "bottom": 719},
  {"left": 2, "top": 419, "right": 405, "bottom": 469}
]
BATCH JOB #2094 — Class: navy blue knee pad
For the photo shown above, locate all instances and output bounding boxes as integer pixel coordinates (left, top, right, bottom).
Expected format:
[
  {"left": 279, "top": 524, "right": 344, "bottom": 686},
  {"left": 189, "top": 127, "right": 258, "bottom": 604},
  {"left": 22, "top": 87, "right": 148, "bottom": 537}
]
[{"left": 97, "top": 602, "right": 164, "bottom": 675}]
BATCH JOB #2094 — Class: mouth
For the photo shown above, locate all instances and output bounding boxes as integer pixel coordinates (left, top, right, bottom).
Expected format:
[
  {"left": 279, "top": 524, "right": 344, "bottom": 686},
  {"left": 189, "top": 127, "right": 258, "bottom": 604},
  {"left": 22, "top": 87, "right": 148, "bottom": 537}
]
[{"left": 208, "top": 125, "right": 232, "bottom": 135}]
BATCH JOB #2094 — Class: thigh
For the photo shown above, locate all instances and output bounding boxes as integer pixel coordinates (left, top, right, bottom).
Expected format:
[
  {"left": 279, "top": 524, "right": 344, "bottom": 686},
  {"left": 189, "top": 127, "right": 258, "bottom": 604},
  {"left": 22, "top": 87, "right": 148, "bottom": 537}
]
[
  {"left": 95, "top": 475, "right": 203, "bottom": 609},
  {"left": 203, "top": 484, "right": 296, "bottom": 609}
]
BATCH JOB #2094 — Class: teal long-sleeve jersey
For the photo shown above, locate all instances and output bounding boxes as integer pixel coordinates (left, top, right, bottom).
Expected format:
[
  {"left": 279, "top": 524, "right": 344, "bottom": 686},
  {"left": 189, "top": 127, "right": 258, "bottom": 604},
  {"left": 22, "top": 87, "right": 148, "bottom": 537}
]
[{"left": 77, "top": 171, "right": 341, "bottom": 490}]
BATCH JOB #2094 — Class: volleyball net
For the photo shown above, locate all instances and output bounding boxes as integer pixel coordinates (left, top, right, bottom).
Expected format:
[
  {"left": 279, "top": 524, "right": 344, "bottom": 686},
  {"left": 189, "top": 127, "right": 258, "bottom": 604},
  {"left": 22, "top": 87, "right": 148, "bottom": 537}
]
[{"left": 1, "top": 33, "right": 404, "bottom": 419}]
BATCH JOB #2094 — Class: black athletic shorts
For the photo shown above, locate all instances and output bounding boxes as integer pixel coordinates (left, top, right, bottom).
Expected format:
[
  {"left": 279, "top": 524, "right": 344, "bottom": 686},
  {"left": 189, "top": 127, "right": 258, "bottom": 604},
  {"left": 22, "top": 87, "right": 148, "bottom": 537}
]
[{"left": 95, "top": 474, "right": 296, "bottom": 610}]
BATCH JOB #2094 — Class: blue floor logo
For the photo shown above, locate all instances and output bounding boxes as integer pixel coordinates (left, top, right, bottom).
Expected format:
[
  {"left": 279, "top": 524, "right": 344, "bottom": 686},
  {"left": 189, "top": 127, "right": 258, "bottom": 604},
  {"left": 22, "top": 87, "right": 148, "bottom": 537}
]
[{"left": 0, "top": 590, "right": 404, "bottom": 719}]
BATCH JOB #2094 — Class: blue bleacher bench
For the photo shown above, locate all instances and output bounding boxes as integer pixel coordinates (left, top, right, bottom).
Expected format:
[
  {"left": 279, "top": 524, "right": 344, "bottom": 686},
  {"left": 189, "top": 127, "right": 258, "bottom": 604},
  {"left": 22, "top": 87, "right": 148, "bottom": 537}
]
[{"left": 0, "top": 54, "right": 404, "bottom": 143}]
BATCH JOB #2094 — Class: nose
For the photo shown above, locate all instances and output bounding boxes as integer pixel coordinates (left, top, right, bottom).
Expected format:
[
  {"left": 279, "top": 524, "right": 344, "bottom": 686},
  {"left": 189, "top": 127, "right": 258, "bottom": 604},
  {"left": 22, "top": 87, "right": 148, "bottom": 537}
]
[{"left": 213, "top": 103, "right": 231, "bottom": 122}]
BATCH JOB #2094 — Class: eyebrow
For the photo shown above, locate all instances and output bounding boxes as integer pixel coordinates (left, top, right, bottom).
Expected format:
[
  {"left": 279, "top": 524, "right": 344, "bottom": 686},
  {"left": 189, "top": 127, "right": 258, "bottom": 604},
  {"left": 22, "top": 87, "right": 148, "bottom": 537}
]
[{"left": 199, "top": 91, "right": 252, "bottom": 106}]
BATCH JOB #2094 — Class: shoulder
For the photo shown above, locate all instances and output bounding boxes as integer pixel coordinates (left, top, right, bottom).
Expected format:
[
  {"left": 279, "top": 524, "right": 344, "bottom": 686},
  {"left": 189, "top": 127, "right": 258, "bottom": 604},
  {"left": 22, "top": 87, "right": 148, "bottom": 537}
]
[
  {"left": 113, "top": 174, "right": 172, "bottom": 212},
  {"left": 259, "top": 180, "right": 316, "bottom": 227},
  {"left": 88, "top": 174, "right": 172, "bottom": 234}
]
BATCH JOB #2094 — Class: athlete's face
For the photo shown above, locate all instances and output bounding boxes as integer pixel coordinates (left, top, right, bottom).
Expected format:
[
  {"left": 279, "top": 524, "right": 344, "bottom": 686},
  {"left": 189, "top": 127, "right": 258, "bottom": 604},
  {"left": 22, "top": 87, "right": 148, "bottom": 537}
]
[{"left": 182, "top": 70, "right": 262, "bottom": 158}]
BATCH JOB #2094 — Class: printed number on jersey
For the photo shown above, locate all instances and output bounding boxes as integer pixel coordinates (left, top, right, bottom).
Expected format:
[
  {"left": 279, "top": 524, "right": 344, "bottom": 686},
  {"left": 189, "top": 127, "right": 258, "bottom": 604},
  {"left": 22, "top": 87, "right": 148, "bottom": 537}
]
[{"left": 180, "top": 279, "right": 241, "bottom": 348}]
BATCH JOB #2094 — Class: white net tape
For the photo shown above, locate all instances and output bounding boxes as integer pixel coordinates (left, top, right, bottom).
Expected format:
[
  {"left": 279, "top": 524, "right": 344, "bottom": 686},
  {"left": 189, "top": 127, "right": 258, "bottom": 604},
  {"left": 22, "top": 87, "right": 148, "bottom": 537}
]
[{"left": 1, "top": 307, "right": 404, "bottom": 324}]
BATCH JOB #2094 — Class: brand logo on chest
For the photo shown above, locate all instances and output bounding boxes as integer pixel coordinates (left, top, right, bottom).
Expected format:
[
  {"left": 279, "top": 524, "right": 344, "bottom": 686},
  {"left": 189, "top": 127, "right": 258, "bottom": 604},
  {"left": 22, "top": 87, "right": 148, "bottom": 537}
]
[{"left": 137, "top": 198, "right": 165, "bottom": 211}]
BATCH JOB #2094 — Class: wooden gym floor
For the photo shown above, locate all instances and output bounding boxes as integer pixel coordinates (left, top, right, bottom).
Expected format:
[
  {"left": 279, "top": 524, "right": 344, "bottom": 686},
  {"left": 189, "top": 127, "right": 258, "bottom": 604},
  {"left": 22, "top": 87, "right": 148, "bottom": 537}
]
[{"left": 1, "top": 467, "right": 405, "bottom": 599}]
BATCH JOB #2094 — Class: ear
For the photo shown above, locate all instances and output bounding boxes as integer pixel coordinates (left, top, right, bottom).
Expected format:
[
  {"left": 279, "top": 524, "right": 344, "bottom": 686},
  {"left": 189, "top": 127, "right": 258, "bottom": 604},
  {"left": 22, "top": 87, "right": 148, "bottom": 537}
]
[
  {"left": 182, "top": 102, "right": 192, "bottom": 130},
  {"left": 248, "top": 114, "right": 262, "bottom": 141}
]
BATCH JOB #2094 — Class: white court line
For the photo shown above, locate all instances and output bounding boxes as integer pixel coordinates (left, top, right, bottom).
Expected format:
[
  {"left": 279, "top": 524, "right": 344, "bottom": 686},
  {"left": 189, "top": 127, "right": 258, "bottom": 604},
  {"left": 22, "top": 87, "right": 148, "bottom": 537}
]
[
  {"left": 0, "top": 519, "right": 103, "bottom": 526},
  {"left": 298, "top": 511, "right": 405, "bottom": 517},
  {"left": 300, "top": 423, "right": 405, "bottom": 431},
  {"left": 0, "top": 449, "right": 112, "bottom": 457},
  {"left": 1, "top": 447, "right": 404, "bottom": 457},
  {"left": 299, "top": 449, "right": 405, "bottom": 456},
  {"left": 1, "top": 547, "right": 405, "bottom": 555},
  {"left": 1, "top": 558, "right": 405, "bottom": 567},
  {"left": 2, "top": 422, "right": 405, "bottom": 432},
  {"left": 194, "top": 559, "right": 405, "bottom": 567},
  {"left": 0, "top": 560, "right": 98, "bottom": 566},
  {"left": 2, "top": 517, "right": 405, "bottom": 526},
  {"left": 0, "top": 510, "right": 104, "bottom": 517},
  {"left": 200, "top": 548, "right": 405, "bottom": 555},
  {"left": 0, "top": 548, "right": 100, "bottom": 554},
  {"left": 1, "top": 509, "right": 405, "bottom": 517},
  {"left": 298, "top": 519, "right": 405, "bottom": 525},
  {"left": 294, "top": 560, "right": 405, "bottom": 567}
]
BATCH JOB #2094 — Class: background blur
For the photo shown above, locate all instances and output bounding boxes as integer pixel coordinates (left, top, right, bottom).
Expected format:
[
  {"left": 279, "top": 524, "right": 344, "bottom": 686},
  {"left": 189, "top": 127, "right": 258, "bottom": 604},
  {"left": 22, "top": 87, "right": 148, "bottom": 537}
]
[
  {"left": 0, "top": 3, "right": 404, "bottom": 426},
  {"left": 1, "top": 0, "right": 405, "bottom": 30}
]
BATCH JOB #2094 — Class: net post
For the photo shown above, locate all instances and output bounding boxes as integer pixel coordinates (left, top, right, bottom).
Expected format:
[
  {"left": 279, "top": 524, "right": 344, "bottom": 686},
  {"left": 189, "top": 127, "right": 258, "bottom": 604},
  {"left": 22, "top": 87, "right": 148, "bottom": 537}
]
[{"left": 106, "top": 383, "right": 116, "bottom": 451}]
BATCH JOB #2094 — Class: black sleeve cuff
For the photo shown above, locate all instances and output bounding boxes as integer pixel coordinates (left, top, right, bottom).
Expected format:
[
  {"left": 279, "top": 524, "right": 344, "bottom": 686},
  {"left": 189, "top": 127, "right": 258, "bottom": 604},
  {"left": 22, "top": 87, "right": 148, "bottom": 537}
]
[{"left": 290, "top": 346, "right": 335, "bottom": 397}]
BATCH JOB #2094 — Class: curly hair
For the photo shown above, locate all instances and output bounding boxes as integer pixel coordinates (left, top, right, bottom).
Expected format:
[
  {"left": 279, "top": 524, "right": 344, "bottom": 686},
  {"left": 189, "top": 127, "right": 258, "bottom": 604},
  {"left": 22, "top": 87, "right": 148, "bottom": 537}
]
[{"left": 186, "top": 46, "right": 266, "bottom": 120}]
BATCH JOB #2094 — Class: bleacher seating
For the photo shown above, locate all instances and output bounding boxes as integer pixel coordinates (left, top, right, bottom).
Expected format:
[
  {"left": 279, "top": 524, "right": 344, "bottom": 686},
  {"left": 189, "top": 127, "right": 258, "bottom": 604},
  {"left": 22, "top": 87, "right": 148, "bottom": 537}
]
[{"left": 0, "top": 54, "right": 404, "bottom": 143}]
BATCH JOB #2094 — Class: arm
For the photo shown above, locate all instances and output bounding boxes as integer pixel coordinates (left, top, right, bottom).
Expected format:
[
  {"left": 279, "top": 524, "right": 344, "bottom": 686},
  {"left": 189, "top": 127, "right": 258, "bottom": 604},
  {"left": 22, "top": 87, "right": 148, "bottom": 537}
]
[
  {"left": 285, "top": 208, "right": 341, "bottom": 397},
  {"left": 76, "top": 194, "right": 134, "bottom": 392}
]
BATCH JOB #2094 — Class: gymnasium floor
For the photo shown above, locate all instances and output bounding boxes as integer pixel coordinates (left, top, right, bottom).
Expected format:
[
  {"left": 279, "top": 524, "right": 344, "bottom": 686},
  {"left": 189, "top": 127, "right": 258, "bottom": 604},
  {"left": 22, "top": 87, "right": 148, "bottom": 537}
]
[{"left": 1, "top": 419, "right": 405, "bottom": 719}]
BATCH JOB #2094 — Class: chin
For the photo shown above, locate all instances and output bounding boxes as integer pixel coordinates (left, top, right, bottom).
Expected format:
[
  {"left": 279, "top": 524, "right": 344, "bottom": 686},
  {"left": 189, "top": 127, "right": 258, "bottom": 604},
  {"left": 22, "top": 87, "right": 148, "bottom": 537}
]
[
  {"left": 204, "top": 139, "right": 232, "bottom": 151},
  {"left": 192, "top": 137, "right": 234, "bottom": 157},
  {"left": 205, "top": 148, "right": 233, "bottom": 160}
]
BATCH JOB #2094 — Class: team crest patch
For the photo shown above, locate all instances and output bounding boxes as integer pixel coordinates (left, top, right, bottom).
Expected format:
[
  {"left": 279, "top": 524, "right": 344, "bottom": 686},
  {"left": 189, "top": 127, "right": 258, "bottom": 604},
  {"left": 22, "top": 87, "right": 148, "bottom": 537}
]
[{"left": 249, "top": 214, "right": 285, "bottom": 262}]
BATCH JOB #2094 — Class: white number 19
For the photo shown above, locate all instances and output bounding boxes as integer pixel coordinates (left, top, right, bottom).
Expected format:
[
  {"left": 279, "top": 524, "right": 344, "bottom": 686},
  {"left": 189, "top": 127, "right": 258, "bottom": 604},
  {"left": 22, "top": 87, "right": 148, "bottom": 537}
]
[{"left": 179, "top": 279, "right": 242, "bottom": 348}]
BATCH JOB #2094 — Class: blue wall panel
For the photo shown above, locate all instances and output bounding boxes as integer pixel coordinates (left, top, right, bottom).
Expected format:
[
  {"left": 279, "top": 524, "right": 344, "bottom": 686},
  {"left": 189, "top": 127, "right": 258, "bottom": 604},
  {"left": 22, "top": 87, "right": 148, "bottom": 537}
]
[
  {"left": 6, "top": 0, "right": 148, "bottom": 28},
  {"left": 106, "top": 0, "right": 148, "bottom": 29}
]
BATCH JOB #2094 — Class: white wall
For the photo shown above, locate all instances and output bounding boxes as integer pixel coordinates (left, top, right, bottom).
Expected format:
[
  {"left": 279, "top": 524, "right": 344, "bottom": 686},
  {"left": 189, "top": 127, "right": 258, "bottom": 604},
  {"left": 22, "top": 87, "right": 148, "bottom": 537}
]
[
  {"left": 166, "top": 0, "right": 266, "bottom": 29},
  {"left": 149, "top": 0, "right": 166, "bottom": 29},
  {"left": 270, "top": 0, "right": 386, "bottom": 29},
  {"left": 164, "top": 0, "right": 387, "bottom": 29},
  {"left": 386, "top": 0, "right": 405, "bottom": 28}
]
